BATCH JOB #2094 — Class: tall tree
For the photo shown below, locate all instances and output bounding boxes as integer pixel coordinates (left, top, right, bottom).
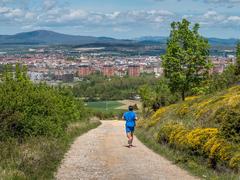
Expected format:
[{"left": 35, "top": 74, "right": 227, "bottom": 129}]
[
  {"left": 162, "top": 19, "right": 212, "bottom": 101},
  {"left": 235, "top": 41, "right": 240, "bottom": 75}
]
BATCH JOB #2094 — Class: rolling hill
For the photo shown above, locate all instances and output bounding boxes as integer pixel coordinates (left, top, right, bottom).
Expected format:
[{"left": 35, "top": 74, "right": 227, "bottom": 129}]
[
  {"left": 0, "top": 30, "right": 133, "bottom": 45},
  {"left": 137, "top": 86, "right": 240, "bottom": 178},
  {"left": 135, "top": 36, "right": 239, "bottom": 47}
]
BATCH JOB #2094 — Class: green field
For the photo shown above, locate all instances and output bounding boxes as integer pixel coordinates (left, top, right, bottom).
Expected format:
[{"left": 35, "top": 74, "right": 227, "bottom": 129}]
[{"left": 86, "top": 101, "right": 124, "bottom": 110}]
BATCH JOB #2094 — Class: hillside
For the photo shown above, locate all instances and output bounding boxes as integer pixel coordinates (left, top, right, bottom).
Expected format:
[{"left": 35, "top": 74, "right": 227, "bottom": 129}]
[
  {"left": 0, "top": 30, "right": 132, "bottom": 45},
  {"left": 137, "top": 86, "right": 240, "bottom": 177}
]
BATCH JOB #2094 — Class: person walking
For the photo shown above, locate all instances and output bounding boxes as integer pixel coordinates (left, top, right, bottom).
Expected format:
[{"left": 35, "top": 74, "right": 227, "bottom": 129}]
[{"left": 122, "top": 105, "right": 138, "bottom": 148}]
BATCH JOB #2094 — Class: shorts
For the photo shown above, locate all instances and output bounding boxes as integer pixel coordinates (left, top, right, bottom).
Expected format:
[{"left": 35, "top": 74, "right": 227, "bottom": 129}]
[{"left": 126, "top": 126, "right": 135, "bottom": 133}]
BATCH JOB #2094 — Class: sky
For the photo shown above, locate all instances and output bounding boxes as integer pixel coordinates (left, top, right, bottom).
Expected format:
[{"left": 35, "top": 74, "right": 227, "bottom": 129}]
[{"left": 0, "top": 0, "right": 240, "bottom": 39}]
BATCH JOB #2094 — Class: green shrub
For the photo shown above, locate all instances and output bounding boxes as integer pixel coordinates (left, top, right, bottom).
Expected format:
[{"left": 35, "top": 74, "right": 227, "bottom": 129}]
[
  {"left": 214, "top": 107, "right": 240, "bottom": 143},
  {"left": 0, "top": 65, "right": 87, "bottom": 140},
  {"left": 207, "top": 65, "right": 239, "bottom": 94}
]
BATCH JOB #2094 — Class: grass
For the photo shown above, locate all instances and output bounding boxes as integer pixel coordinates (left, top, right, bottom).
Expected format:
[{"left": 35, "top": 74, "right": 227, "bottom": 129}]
[
  {"left": 86, "top": 101, "right": 124, "bottom": 111},
  {"left": 136, "top": 128, "right": 239, "bottom": 180},
  {"left": 86, "top": 101, "right": 125, "bottom": 120},
  {"left": 90, "top": 108, "right": 125, "bottom": 120},
  {"left": 0, "top": 120, "right": 101, "bottom": 179}
]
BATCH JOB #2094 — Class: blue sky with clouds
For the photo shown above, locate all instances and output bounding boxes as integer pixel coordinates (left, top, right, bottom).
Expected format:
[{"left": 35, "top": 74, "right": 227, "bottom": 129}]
[{"left": 0, "top": 0, "right": 240, "bottom": 38}]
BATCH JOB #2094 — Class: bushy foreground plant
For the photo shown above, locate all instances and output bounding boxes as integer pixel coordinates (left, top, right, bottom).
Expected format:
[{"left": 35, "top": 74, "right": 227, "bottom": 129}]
[
  {"left": 214, "top": 107, "right": 240, "bottom": 143},
  {"left": 0, "top": 65, "right": 87, "bottom": 140},
  {"left": 157, "top": 123, "right": 240, "bottom": 171}
]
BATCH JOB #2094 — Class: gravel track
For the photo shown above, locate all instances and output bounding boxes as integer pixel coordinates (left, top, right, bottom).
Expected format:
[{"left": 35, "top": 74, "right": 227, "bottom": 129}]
[{"left": 56, "top": 120, "right": 198, "bottom": 180}]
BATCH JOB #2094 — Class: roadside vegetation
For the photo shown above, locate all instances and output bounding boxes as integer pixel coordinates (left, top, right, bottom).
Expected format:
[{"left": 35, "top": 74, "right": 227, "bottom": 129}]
[
  {"left": 137, "top": 19, "right": 240, "bottom": 179},
  {"left": 0, "top": 65, "right": 100, "bottom": 179}
]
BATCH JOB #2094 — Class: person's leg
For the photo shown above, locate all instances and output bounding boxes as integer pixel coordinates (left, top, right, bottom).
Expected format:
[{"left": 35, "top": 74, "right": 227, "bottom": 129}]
[
  {"left": 129, "top": 126, "right": 135, "bottom": 146},
  {"left": 130, "top": 132, "right": 134, "bottom": 146},
  {"left": 127, "top": 132, "right": 133, "bottom": 146},
  {"left": 126, "top": 126, "right": 130, "bottom": 146},
  {"left": 126, "top": 126, "right": 135, "bottom": 147}
]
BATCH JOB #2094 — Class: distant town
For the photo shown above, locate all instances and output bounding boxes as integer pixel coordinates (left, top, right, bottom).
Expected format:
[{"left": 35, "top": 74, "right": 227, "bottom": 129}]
[{"left": 0, "top": 46, "right": 236, "bottom": 84}]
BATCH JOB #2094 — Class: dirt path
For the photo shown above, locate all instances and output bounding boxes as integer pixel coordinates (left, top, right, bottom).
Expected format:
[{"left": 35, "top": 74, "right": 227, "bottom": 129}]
[{"left": 56, "top": 121, "right": 198, "bottom": 180}]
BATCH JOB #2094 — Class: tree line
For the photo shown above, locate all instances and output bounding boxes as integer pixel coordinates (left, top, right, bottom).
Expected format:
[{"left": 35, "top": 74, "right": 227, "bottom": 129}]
[{"left": 72, "top": 73, "right": 157, "bottom": 101}]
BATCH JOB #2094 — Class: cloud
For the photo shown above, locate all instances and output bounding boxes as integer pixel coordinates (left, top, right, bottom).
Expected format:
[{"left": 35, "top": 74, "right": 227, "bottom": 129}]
[
  {"left": 227, "top": 16, "right": 240, "bottom": 24},
  {"left": 113, "top": 27, "right": 130, "bottom": 32},
  {"left": 0, "top": 0, "right": 239, "bottom": 37},
  {"left": 0, "top": 6, "right": 8, "bottom": 13},
  {"left": 33, "top": 9, "right": 175, "bottom": 28},
  {"left": 153, "top": 0, "right": 240, "bottom": 7},
  {"left": 0, "top": 0, "right": 30, "bottom": 6},
  {"left": 0, "top": 4, "right": 175, "bottom": 33},
  {"left": 0, "top": 0, "right": 13, "bottom": 3},
  {"left": 0, "top": 6, "right": 26, "bottom": 19},
  {"left": 182, "top": 10, "right": 240, "bottom": 30},
  {"left": 204, "top": 0, "right": 240, "bottom": 3},
  {"left": 202, "top": 11, "right": 225, "bottom": 21},
  {"left": 154, "top": 0, "right": 240, "bottom": 2},
  {"left": 43, "top": 0, "right": 57, "bottom": 11},
  {"left": 0, "top": 4, "right": 239, "bottom": 35}
]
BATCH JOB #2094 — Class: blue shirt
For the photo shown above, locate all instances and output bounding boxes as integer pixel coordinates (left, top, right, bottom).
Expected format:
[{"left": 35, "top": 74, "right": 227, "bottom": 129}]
[{"left": 123, "top": 111, "right": 136, "bottom": 127}]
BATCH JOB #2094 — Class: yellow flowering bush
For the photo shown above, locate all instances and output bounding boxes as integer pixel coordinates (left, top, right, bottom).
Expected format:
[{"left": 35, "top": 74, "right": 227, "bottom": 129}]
[
  {"left": 151, "top": 107, "right": 167, "bottom": 120},
  {"left": 147, "top": 107, "right": 167, "bottom": 128},
  {"left": 214, "top": 107, "right": 240, "bottom": 143},
  {"left": 192, "top": 86, "right": 240, "bottom": 122},
  {"left": 193, "top": 99, "right": 214, "bottom": 120},
  {"left": 169, "top": 125, "right": 189, "bottom": 147},
  {"left": 185, "top": 96, "right": 199, "bottom": 101},
  {"left": 157, "top": 122, "right": 240, "bottom": 171},
  {"left": 229, "top": 152, "right": 240, "bottom": 171},
  {"left": 203, "top": 137, "right": 231, "bottom": 161},
  {"left": 176, "top": 104, "right": 189, "bottom": 118},
  {"left": 157, "top": 122, "right": 180, "bottom": 144},
  {"left": 186, "top": 128, "right": 218, "bottom": 149}
]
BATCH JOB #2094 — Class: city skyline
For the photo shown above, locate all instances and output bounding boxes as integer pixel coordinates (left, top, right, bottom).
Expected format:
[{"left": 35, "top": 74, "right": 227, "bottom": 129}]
[{"left": 0, "top": 0, "right": 240, "bottom": 39}]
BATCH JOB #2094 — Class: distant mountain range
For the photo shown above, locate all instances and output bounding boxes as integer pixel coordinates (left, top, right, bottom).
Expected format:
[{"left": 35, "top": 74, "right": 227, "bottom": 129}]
[
  {"left": 135, "top": 36, "right": 239, "bottom": 47},
  {"left": 0, "top": 30, "right": 238, "bottom": 47},
  {"left": 0, "top": 30, "right": 132, "bottom": 45}
]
